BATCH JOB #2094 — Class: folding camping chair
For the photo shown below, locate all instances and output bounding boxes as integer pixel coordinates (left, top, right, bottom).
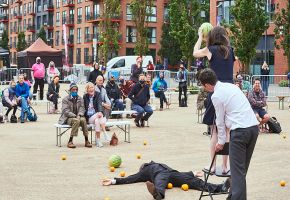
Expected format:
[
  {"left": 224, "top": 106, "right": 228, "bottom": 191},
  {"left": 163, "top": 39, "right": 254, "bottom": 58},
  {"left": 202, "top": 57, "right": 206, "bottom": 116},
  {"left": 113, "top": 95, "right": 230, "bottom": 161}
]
[{"left": 199, "top": 142, "right": 231, "bottom": 200}]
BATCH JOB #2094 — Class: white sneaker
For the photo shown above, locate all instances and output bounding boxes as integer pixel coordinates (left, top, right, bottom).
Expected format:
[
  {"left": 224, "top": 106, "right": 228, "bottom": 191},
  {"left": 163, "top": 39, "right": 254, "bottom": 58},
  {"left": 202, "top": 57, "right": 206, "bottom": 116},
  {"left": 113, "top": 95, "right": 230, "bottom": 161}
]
[
  {"left": 104, "top": 132, "right": 111, "bottom": 142},
  {"left": 96, "top": 140, "right": 103, "bottom": 148}
]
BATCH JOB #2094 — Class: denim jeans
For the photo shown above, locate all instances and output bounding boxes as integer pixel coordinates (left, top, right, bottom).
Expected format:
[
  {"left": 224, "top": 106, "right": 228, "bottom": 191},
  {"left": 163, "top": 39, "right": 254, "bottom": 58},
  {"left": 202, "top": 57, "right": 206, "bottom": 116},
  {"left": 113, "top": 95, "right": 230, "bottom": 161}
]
[
  {"left": 132, "top": 104, "right": 153, "bottom": 121},
  {"left": 155, "top": 91, "right": 167, "bottom": 108},
  {"left": 113, "top": 99, "right": 125, "bottom": 111},
  {"left": 19, "top": 97, "right": 29, "bottom": 120},
  {"left": 261, "top": 79, "right": 269, "bottom": 96}
]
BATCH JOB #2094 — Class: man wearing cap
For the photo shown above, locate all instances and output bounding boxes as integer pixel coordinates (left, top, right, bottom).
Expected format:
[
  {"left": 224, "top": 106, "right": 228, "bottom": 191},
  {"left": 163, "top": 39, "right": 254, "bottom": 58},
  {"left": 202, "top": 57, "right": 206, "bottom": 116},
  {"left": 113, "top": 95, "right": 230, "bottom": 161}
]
[
  {"left": 237, "top": 75, "right": 251, "bottom": 95},
  {"left": 47, "top": 75, "right": 60, "bottom": 113},
  {"left": 31, "top": 57, "right": 45, "bottom": 100},
  {"left": 58, "top": 83, "right": 92, "bottom": 148}
]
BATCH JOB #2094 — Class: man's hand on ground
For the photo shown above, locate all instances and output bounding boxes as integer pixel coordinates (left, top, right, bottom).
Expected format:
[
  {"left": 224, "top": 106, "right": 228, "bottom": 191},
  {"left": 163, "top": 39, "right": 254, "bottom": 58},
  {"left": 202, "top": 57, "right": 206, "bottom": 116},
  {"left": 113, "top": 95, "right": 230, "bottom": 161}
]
[
  {"left": 102, "top": 179, "right": 112, "bottom": 186},
  {"left": 195, "top": 171, "right": 203, "bottom": 177},
  {"left": 215, "top": 143, "right": 224, "bottom": 152}
]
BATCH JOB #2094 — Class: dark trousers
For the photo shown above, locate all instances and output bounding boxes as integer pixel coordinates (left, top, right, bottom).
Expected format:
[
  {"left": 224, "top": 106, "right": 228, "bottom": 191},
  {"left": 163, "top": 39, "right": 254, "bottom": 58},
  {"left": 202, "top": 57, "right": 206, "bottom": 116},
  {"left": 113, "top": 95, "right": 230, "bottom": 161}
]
[
  {"left": 33, "top": 78, "right": 45, "bottom": 100},
  {"left": 2, "top": 100, "right": 17, "bottom": 116},
  {"left": 229, "top": 125, "right": 259, "bottom": 200},
  {"left": 178, "top": 82, "right": 187, "bottom": 104},
  {"left": 47, "top": 94, "right": 58, "bottom": 109},
  {"left": 155, "top": 91, "right": 167, "bottom": 108}
]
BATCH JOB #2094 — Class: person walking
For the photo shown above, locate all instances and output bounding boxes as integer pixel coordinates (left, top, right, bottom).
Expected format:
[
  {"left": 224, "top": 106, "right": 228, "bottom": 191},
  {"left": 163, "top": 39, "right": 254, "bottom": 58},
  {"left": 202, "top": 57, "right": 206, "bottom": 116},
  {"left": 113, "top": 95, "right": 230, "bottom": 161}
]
[
  {"left": 176, "top": 63, "right": 188, "bottom": 107},
  {"left": 260, "top": 61, "right": 270, "bottom": 96},
  {"left": 199, "top": 69, "right": 259, "bottom": 200},
  {"left": 31, "top": 57, "right": 45, "bottom": 100},
  {"left": 152, "top": 72, "right": 170, "bottom": 111}
]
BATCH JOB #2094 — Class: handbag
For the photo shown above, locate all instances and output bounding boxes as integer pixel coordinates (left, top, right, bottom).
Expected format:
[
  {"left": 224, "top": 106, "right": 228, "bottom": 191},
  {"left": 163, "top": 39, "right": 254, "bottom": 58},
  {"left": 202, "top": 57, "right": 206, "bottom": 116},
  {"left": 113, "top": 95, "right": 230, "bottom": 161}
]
[
  {"left": 110, "top": 132, "right": 119, "bottom": 146},
  {"left": 267, "top": 117, "right": 282, "bottom": 134}
]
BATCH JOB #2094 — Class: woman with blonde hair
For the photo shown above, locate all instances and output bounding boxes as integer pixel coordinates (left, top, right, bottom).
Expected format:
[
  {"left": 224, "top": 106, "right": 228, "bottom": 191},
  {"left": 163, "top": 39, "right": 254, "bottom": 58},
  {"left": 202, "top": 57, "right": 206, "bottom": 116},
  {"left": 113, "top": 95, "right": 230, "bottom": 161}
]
[
  {"left": 2, "top": 80, "right": 18, "bottom": 122},
  {"left": 83, "top": 82, "right": 110, "bottom": 147},
  {"left": 46, "top": 61, "right": 60, "bottom": 84}
]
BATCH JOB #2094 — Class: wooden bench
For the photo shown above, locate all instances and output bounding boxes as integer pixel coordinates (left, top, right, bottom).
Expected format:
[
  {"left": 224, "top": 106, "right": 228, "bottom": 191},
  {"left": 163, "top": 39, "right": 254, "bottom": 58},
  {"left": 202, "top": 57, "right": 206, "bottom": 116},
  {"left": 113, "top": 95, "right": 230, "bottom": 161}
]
[
  {"left": 54, "top": 120, "right": 131, "bottom": 147},
  {"left": 277, "top": 96, "right": 290, "bottom": 110}
]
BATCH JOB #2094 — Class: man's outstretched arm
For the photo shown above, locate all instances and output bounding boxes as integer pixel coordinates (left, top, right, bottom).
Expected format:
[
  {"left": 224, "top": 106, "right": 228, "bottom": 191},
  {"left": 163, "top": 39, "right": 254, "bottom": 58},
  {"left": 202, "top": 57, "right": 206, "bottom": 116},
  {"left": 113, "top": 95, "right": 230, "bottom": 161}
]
[{"left": 102, "top": 171, "right": 146, "bottom": 186}]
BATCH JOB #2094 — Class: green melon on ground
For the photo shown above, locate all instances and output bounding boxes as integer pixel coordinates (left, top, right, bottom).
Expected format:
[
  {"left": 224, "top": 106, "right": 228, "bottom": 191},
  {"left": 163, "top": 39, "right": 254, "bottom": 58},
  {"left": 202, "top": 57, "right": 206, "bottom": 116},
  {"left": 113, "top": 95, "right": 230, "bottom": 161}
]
[{"left": 109, "top": 155, "right": 122, "bottom": 168}]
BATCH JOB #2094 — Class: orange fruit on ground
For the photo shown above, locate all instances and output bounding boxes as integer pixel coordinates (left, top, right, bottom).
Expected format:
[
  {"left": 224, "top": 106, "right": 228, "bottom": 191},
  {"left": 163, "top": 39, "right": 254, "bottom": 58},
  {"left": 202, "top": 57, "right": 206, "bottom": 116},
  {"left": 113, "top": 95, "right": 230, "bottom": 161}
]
[
  {"left": 282, "top": 134, "right": 286, "bottom": 139},
  {"left": 143, "top": 140, "right": 147, "bottom": 145},
  {"left": 167, "top": 183, "right": 173, "bottom": 189},
  {"left": 120, "top": 171, "right": 126, "bottom": 177},
  {"left": 104, "top": 198, "right": 110, "bottom": 200},
  {"left": 181, "top": 184, "right": 189, "bottom": 191},
  {"left": 280, "top": 180, "right": 286, "bottom": 187},
  {"left": 61, "top": 155, "right": 66, "bottom": 160},
  {"left": 110, "top": 167, "right": 115, "bottom": 172},
  {"left": 136, "top": 154, "right": 141, "bottom": 159}
]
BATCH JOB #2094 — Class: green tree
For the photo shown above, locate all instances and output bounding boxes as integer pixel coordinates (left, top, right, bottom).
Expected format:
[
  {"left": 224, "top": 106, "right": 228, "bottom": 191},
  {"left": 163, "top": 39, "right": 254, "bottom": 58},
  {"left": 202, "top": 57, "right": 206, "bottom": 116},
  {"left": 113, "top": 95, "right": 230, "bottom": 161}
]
[
  {"left": 274, "top": 2, "right": 290, "bottom": 71},
  {"left": 229, "top": 0, "right": 269, "bottom": 73},
  {"left": 158, "top": 23, "right": 182, "bottom": 66},
  {"left": 169, "top": 0, "right": 203, "bottom": 68},
  {"left": 36, "top": 26, "right": 47, "bottom": 43},
  {"left": 129, "top": 0, "right": 153, "bottom": 57},
  {"left": 17, "top": 32, "right": 27, "bottom": 51},
  {"left": 0, "top": 30, "right": 9, "bottom": 49},
  {"left": 99, "top": 0, "right": 121, "bottom": 64}
]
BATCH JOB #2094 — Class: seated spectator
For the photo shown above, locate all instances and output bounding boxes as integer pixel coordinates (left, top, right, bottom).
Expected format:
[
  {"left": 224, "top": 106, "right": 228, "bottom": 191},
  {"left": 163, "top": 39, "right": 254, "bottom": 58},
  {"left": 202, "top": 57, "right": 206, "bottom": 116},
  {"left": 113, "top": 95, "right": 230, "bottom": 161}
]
[
  {"left": 147, "top": 60, "right": 154, "bottom": 71},
  {"left": 47, "top": 75, "right": 60, "bottom": 114},
  {"left": 152, "top": 72, "right": 170, "bottom": 111},
  {"left": 119, "top": 76, "right": 134, "bottom": 114},
  {"left": 146, "top": 74, "right": 152, "bottom": 88},
  {"left": 0, "top": 101, "right": 3, "bottom": 123},
  {"left": 15, "top": 75, "right": 30, "bottom": 123},
  {"left": 46, "top": 61, "right": 60, "bottom": 84},
  {"left": 129, "top": 74, "right": 153, "bottom": 127},
  {"left": 237, "top": 75, "right": 251, "bottom": 95},
  {"left": 95, "top": 75, "right": 112, "bottom": 131},
  {"left": 105, "top": 75, "right": 125, "bottom": 112},
  {"left": 58, "top": 83, "right": 92, "bottom": 148},
  {"left": 88, "top": 62, "right": 103, "bottom": 83},
  {"left": 84, "top": 82, "right": 110, "bottom": 148},
  {"left": 2, "top": 80, "right": 17, "bottom": 122},
  {"left": 247, "top": 78, "right": 270, "bottom": 127}
]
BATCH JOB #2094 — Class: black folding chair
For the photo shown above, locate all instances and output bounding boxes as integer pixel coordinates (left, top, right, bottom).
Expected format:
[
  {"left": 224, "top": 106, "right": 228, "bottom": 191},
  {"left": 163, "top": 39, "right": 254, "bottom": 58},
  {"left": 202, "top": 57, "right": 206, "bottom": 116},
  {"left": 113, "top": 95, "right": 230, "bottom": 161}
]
[{"left": 199, "top": 142, "right": 231, "bottom": 200}]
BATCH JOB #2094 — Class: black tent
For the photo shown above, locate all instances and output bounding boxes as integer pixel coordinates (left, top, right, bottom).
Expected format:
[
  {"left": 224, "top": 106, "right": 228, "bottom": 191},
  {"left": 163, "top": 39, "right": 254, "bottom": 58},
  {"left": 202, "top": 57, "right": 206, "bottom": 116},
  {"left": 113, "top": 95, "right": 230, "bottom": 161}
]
[
  {"left": 0, "top": 47, "right": 10, "bottom": 68},
  {"left": 17, "top": 38, "right": 63, "bottom": 69}
]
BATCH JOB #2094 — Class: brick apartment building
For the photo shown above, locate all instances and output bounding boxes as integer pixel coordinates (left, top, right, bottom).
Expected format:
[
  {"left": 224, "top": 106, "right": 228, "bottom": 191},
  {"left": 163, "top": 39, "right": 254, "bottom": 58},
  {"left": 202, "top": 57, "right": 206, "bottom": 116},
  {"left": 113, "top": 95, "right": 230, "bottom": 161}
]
[
  {"left": 0, "top": 0, "right": 170, "bottom": 67},
  {"left": 210, "top": 0, "right": 289, "bottom": 75}
]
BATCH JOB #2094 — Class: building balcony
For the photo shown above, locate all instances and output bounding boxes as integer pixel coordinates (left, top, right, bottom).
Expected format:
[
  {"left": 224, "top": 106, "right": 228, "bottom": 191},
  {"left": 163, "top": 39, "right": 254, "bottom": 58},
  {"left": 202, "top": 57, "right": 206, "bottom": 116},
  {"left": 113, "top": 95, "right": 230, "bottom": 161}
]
[
  {"left": 28, "top": 9, "right": 36, "bottom": 16},
  {"left": 27, "top": 25, "right": 36, "bottom": 32},
  {"left": 14, "top": 12, "right": 23, "bottom": 19},
  {"left": 63, "top": 0, "right": 75, "bottom": 7},
  {"left": 15, "top": 0, "right": 22, "bottom": 4},
  {"left": 86, "top": 13, "right": 101, "bottom": 23},
  {"left": 47, "top": 24, "right": 54, "bottom": 30},
  {"left": 45, "top": 4, "right": 54, "bottom": 12},
  {"left": 12, "top": 27, "right": 18, "bottom": 34},
  {"left": 0, "top": 0, "right": 8, "bottom": 7},
  {"left": 66, "top": 17, "right": 75, "bottom": 26},
  {"left": 84, "top": 34, "right": 99, "bottom": 44},
  {"left": 0, "top": 15, "right": 8, "bottom": 23}
]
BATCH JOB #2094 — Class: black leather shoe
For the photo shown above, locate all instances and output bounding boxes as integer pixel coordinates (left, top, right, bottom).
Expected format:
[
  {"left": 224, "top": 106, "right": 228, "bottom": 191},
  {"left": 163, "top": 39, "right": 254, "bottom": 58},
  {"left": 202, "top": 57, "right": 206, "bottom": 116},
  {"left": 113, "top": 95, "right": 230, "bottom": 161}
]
[
  {"left": 221, "top": 178, "right": 231, "bottom": 192},
  {"left": 134, "top": 119, "right": 140, "bottom": 127}
]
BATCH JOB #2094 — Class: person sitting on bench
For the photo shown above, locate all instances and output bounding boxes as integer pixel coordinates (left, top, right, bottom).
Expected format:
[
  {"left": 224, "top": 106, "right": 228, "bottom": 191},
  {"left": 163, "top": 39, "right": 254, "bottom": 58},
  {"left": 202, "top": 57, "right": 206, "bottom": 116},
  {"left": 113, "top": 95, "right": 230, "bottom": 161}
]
[
  {"left": 102, "top": 161, "right": 230, "bottom": 200},
  {"left": 105, "top": 75, "right": 125, "bottom": 112},
  {"left": 15, "top": 75, "right": 30, "bottom": 123},
  {"left": 118, "top": 76, "right": 134, "bottom": 115},
  {"left": 152, "top": 72, "right": 170, "bottom": 111},
  {"left": 47, "top": 75, "right": 60, "bottom": 114},
  {"left": 58, "top": 83, "right": 92, "bottom": 148},
  {"left": 247, "top": 78, "right": 270, "bottom": 129},
  {"left": 2, "top": 80, "right": 18, "bottom": 122}
]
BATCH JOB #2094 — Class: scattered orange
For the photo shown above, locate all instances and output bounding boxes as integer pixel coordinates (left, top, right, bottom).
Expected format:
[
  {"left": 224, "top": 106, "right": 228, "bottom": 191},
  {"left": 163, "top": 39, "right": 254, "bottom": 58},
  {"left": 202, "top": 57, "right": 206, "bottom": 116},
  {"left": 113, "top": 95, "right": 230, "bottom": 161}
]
[
  {"left": 120, "top": 171, "right": 126, "bottom": 177},
  {"left": 280, "top": 180, "right": 286, "bottom": 187},
  {"left": 282, "top": 134, "right": 286, "bottom": 139},
  {"left": 136, "top": 154, "right": 141, "bottom": 159},
  {"left": 143, "top": 140, "right": 147, "bottom": 145},
  {"left": 181, "top": 184, "right": 189, "bottom": 191},
  {"left": 167, "top": 183, "right": 173, "bottom": 189},
  {"left": 104, "top": 198, "right": 110, "bottom": 200},
  {"left": 110, "top": 167, "right": 115, "bottom": 172},
  {"left": 61, "top": 155, "right": 66, "bottom": 160}
]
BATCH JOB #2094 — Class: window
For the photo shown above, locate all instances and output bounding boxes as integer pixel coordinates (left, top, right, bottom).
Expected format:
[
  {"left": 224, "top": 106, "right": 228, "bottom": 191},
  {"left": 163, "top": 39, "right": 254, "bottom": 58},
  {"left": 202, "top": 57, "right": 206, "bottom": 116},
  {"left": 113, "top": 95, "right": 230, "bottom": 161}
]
[
  {"left": 93, "top": 4, "right": 100, "bottom": 17},
  {"left": 126, "top": 4, "right": 132, "bottom": 20},
  {"left": 77, "top": 28, "right": 81, "bottom": 44},
  {"left": 164, "top": 6, "right": 169, "bottom": 22},
  {"left": 266, "top": 2, "right": 276, "bottom": 22},
  {"left": 84, "top": 27, "right": 90, "bottom": 42},
  {"left": 84, "top": 48, "right": 89, "bottom": 63},
  {"left": 23, "top": 4, "right": 26, "bottom": 16},
  {"left": 43, "top": 15, "right": 47, "bottom": 25},
  {"left": 62, "top": 11, "right": 67, "bottom": 24},
  {"left": 56, "top": 12, "right": 60, "bottom": 26},
  {"left": 56, "top": 0, "right": 60, "bottom": 8},
  {"left": 148, "top": 27, "right": 156, "bottom": 43},
  {"left": 85, "top": 6, "right": 90, "bottom": 21},
  {"left": 216, "top": 0, "right": 235, "bottom": 24},
  {"left": 69, "top": 9, "right": 74, "bottom": 22},
  {"left": 126, "top": 26, "right": 136, "bottom": 43},
  {"left": 28, "top": 18, "right": 31, "bottom": 26},
  {"left": 112, "top": 59, "right": 125, "bottom": 69},
  {"left": 37, "top": 0, "right": 41, "bottom": 12},
  {"left": 146, "top": 6, "right": 156, "bottom": 22},
  {"left": 77, "top": 0, "right": 81, "bottom": 4},
  {"left": 76, "top": 48, "right": 81, "bottom": 64},
  {"left": 28, "top": 2, "right": 31, "bottom": 13},
  {"left": 23, "top": 19, "right": 26, "bottom": 31},
  {"left": 55, "top": 31, "right": 60, "bottom": 46},
  {"left": 37, "top": 16, "right": 41, "bottom": 29},
  {"left": 62, "top": 30, "right": 64, "bottom": 44},
  {"left": 77, "top": 8, "right": 82, "bottom": 24}
]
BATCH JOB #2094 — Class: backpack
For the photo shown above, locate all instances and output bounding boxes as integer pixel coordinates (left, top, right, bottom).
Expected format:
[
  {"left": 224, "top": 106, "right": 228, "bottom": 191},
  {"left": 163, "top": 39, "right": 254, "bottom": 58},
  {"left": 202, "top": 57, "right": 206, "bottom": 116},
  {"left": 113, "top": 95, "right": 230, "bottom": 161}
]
[
  {"left": 27, "top": 106, "right": 37, "bottom": 122},
  {"left": 267, "top": 117, "right": 282, "bottom": 134}
]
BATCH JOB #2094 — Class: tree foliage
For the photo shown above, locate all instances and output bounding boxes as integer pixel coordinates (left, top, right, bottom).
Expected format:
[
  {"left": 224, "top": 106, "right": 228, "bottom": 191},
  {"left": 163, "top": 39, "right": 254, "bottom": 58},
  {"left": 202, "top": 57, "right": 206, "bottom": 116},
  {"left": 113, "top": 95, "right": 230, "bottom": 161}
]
[
  {"left": 158, "top": 23, "right": 182, "bottom": 66},
  {"left": 229, "top": 0, "right": 269, "bottom": 73},
  {"left": 169, "top": 0, "right": 203, "bottom": 68},
  {"left": 129, "top": 0, "right": 153, "bottom": 57},
  {"left": 274, "top": 2, "right": 290, "bottom": 70},
  {"left": 17, "top": 32, "right": 27, "bottom": 51},
  {"left": 0, "top": 30, "right": 9, "bottom": 49},
  {"left": 99, "top": 0, "right": 121, "bottom": 64},
  {"left": 37, "top": 26, "right": 47, "bottom": 43}
]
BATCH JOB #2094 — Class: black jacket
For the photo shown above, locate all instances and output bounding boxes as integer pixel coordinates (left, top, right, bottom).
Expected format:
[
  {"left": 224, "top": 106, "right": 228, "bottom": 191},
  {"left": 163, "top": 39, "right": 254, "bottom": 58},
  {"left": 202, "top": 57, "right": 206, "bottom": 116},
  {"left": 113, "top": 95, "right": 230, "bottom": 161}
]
[
  {"left": 105, "top": 82, "right": 121, "bottom": 100},
  {"left": 83, "top": 92, "right": 103, "bottom": 121},
  {"left": 88, "top": 69, "right": 103, "bottom": 83},
  {"left": 128, "top": 83, "right": 150, "bottom": 106},
  {"left": 47, "top": 82, "right": 60, "bottom": 98}
]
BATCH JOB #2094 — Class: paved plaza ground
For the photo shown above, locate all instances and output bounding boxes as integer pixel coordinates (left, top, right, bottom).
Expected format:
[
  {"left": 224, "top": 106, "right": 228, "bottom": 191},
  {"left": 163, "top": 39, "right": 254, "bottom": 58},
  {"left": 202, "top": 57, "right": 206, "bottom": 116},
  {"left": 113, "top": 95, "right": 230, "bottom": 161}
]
[{"left": 0, "top": 84, "right": 290, "bottom": 200}]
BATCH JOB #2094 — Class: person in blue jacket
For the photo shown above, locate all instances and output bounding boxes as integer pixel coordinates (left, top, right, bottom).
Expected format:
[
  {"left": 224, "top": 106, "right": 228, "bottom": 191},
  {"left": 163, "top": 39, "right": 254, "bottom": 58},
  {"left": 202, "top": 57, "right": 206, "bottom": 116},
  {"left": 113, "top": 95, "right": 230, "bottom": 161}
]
[
  {"left": 15, "top": 74, "right": 30, "bottom": 123},
  {"left": 152, "top": 72, "right": 170, "bottom": 111}
]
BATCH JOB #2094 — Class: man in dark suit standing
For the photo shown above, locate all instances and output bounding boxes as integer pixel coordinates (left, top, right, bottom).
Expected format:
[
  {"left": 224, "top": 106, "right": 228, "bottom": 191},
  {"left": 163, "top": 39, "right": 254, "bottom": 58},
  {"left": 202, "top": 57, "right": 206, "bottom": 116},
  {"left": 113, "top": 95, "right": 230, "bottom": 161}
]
[{"left": 102, "top": 161, "right": 230, "bottom": 199}]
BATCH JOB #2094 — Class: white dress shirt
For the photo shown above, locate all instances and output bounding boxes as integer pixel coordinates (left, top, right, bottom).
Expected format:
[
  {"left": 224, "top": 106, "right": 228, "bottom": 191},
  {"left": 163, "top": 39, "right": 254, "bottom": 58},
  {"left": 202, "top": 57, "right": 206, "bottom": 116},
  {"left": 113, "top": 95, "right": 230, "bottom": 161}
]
[{"left": 212, "top": 81, "right": 259, "bottom": 145}]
